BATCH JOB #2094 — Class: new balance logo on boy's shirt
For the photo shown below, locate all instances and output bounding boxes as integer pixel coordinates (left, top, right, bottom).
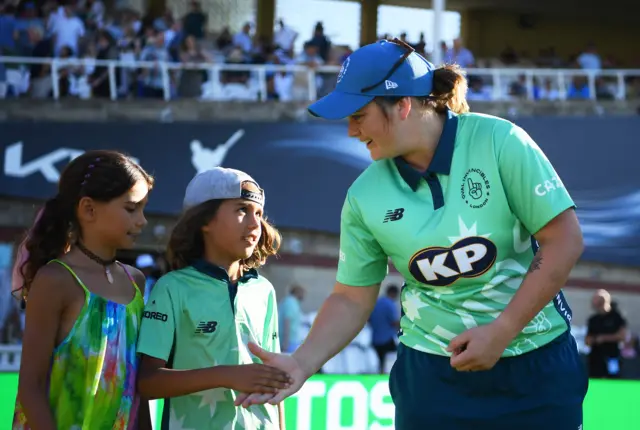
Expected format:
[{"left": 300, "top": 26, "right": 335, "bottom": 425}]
[{"left": 195, "top": 321, "right": 218, "bottom": 334}]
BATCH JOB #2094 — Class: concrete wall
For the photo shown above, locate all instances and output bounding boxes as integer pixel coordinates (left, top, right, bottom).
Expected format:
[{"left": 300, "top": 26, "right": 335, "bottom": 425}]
[{"left": 1, "top": 99, "right": 639, "bottom": 124}]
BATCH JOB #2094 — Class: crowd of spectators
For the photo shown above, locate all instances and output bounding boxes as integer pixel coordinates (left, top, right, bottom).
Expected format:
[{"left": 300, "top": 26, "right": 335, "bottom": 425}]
[{"left": 0, "top": 0, "right": 639, "bottom": 101}]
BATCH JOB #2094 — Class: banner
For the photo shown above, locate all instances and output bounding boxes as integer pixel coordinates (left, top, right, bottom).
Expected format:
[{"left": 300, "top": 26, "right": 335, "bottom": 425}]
[
  {"left": 1, "top": 118, "right": 639, "bottom": 266},
  {"left": 1, "top": 372, "right": 640, "bottom": 429}
]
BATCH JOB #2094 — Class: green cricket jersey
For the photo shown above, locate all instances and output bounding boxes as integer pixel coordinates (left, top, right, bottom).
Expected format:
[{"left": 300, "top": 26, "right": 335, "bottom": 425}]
[
  {"left": 137, "top": 260, "right": 280, "bottom": 430},
  {"left": 337, "top": 110, "right": 575, "bottom": 357}
]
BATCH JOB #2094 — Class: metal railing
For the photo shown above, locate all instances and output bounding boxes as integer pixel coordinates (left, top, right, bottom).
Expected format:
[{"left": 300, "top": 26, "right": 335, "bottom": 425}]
[
  {"left": 0, "top": 344, "right": 21, "bottom": 372},
  {"left": 1, "top": 55, "right": 640, "bottom": 102}
]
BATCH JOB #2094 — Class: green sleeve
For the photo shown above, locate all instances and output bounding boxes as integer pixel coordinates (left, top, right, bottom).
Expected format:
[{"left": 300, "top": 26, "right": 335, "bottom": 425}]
[
  {"left": 137, "top": 277, "right": 176, "bottom": 362},
  {"left": 497, "top": 125, "right": 576, "bottom": 235},
  {"left": 336, "top": 191, "right": 389, "bottom": 286},
  {"left": 263, "top": 288, "right": 281, "bottom": 354}
]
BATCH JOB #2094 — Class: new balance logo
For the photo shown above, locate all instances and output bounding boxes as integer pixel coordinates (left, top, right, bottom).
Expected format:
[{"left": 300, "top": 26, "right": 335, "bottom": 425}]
[
  {"left": 383, "top": 208, "right": 404, "bottom": 223},
  {"left": 195, "top": 321, "right": 218, "bottom": 334},
  {"left": 385, "top": 80, "right": 398, "bottom": 90}
]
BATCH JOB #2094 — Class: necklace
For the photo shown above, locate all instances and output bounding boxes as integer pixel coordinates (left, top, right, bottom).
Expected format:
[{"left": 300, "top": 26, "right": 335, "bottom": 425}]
[{"left": 75, "top": 241, "right": 117, "bottom": 284}]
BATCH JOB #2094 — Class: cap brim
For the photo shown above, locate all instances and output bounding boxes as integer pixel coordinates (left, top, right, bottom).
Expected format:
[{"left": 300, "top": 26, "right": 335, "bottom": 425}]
[{"left": 308, "top": 91, "right": 374, "bottom": 120}]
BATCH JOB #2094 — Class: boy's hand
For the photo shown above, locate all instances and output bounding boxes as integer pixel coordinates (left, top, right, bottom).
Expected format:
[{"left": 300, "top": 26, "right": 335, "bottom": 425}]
[{"left": 220, "top": 364, "right": 292, "bottom": 394}]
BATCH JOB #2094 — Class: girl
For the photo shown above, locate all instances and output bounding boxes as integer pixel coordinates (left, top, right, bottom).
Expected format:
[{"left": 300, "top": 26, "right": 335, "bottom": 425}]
[
  {"left": 136, "top": 167, "right": 290, "bottom": 430},
  {"left": 12, "top": 150, "right": 154, "bottom": 430},
  {"left": 241, "top": 39, "right": 588, "bottom": 430}
]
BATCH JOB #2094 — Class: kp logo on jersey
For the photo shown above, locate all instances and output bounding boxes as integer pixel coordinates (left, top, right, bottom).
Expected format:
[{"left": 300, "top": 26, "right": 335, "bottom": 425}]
[{"left": 408, "top": 237, "right": 498, "bottom": 287}]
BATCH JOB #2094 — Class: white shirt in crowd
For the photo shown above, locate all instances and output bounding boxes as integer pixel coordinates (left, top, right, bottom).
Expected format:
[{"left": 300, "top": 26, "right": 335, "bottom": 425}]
[{"left": 51, "top": 14, "right": 85, "bottom": 55}]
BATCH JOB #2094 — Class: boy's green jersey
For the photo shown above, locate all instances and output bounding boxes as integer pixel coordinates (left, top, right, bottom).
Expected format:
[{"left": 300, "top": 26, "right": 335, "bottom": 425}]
[{"left": 137, "top": 261, "right": 280, "bottom": 429}]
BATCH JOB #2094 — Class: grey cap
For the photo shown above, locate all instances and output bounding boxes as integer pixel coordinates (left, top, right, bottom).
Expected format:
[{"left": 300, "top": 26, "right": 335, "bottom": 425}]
[{"left": 183, "top": 167, "right": 265, "bottom": 209}]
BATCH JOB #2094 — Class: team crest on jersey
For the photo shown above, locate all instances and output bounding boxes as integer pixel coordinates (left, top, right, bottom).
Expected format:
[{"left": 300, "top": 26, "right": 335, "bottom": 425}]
[
  {"left": 408, "top": 236, "right": 497, "bottom": 287},
  {"left": 461, "top": 168, "right": 490, "bottom": 209}
]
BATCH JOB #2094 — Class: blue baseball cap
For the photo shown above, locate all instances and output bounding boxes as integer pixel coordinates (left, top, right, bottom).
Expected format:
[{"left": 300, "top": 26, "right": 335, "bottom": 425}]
[{"left": 308, "top": 39, "right": 436, "bottom": 120}]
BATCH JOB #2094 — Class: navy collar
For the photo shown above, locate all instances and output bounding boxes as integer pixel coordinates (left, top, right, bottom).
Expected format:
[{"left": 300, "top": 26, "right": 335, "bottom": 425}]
[
  {"left": 394, "top": 109, "right": 459, "bottom": 191},
  {"left": 191, "top": 259, "right": 258, "bottom": 283}
]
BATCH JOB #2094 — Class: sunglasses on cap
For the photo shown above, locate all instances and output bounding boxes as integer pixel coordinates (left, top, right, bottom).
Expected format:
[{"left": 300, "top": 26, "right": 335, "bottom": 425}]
[{"left": 360, "top": 38, "right": 416, "bottom": 93}]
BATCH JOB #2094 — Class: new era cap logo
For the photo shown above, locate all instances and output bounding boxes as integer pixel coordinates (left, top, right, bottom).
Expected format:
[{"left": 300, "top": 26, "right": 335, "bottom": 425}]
[
  {"left": 385, "top": 80, "right": 398, "bottom": 90},
  {"left": 337, "top": 57, "right": 350, "bottom": 83}
]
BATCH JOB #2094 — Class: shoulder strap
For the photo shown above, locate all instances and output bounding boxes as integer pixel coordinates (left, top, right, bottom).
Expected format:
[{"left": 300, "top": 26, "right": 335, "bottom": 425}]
[
  {"left": 117, "top": 262, "right": 143, "bottom": 299},
  {"left": 49, "top": 259, "right": 90, "bottom": 295}
]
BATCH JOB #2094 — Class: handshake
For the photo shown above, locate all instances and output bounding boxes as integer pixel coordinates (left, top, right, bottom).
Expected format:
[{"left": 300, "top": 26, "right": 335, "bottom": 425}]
[{"left": 229, "top": 342, "right": 305, "bottom": 408}]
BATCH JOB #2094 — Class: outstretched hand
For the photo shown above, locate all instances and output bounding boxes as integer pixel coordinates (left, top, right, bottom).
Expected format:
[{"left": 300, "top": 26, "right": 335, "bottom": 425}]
[{"left": 235, "top": 342, "right": 308, "bottom": 407}]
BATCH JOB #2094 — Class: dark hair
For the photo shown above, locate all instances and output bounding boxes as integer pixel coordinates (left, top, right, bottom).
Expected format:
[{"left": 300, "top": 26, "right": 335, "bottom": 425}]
[
  {"left": 386, "top": 285, "right": 400, "bottom": 295},
  {"left": 17, "top": 150, "right": 154, "bottom": 292},
  {"left": 166, "top": 199, "right": 281, "bottom": 271},
  {"left": 375, "top": 63, "right": 470, "bottom": 117}
]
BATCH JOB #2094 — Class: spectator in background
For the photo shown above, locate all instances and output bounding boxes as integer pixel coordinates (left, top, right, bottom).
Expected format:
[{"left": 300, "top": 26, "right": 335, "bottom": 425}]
[
  {"left": 177, "top": 34, "right": 210, "bottom": 98},
  {"left": 309, "top": 22, "right": 330, "bottom": 62},
  {"left": 165, "top": 20, "right": 184, "bottom": 62},
  {"left": 0, "top": 243, "right": 12, "bottom": 343},
  {"left": 577, "top": 42, "right": 602, "bottom": 71},
  {"left": 595, "top": 76, "right": 615, "bottom": 100},
  {"left": 296, "top": 41, "right": 324, "bottom": 93},
  {"left": 438, "top": 40, "right": 448, "bottom": 61},
  {"left": 444, "top": 37, "right": 475, "bottom": 68},
  {"left": 567, "top": 76, "right": 591, "bottom": 99},
  {"left": 164, "top": 18, "right": 182, "bottom": 47},
  {"left": 82, "top": 0, "right": 105, "bottom": 34},
  {"left": 55, "top": 45, "right": 74, "bottom": 97},
  {"left": 116, "top": 24, "right": 142, "bottom": 97},
  {"left": 153, "top": 9, "right": 174, "bottom": 33},
  {"left": 296, "top": 41, "right": 323, "bottom": 68},
  {"left": 50, "top": 4, "right": 85, "bottom": 56},
  {"left": 536, "top": 46, "right": 564, "bottom": 68},
  {"left": 279, "top": 285, "right": 305, "bottom": 354},
  {"left": 369, "top": 285, "right": 400, "bottom": 374},
  {"left": 89, "top": 29, "right": 118, "bottom": 98},
  {"left": 265, "top": 52, "right": 294, "bottom": 101},
  {"left": 0, "top": 3, "right": 18, "bottom": 55},
  {"left": 509, "top": 74, "right": 528, "bottom": 98},
  {"left": 586, "top": 289, "right": 627, "bottom": 379},
  {"left": 274, "top": 18, "right": 297, "bottom": 58},
  {"left": 182, "top": 0, "right": 207, "bottom": 41},
  {"left": 232, "top": 22, "right": 252, "bottom": 54},
  {"left": 466, "top": 76, "right": 492, "bottom": 101},
  {"left": 135, "top": 253, "right": 157, "bottom": 304},
  {"left": 14, "top": 2, "right": 43, "bottom": 56},
  {"left": 1, "top": 302, "right": 23, "bottom": 344},
  {"left": 250, "top": 35, "right": 272, "bottom": 64},
  {"left": 413, "top": 32, "right": 426, "bottom": 56},
  {"left": 499, "top": 45, "right": 519, "bottom": 65},
  {"left": 216, "top": 26, "right": 233, "bottom": 53},
  {"left": 537, "top": 78, "right": 560, "bottom": 100},
  {"left": 138, "top": 28, "right": 169, "bottom": 98},
  {"left": 621, "top": 332, "right": 639, "bottom": 360},
  {"left": 28, "top": 26, "right": 53, "bottom": 98}
]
